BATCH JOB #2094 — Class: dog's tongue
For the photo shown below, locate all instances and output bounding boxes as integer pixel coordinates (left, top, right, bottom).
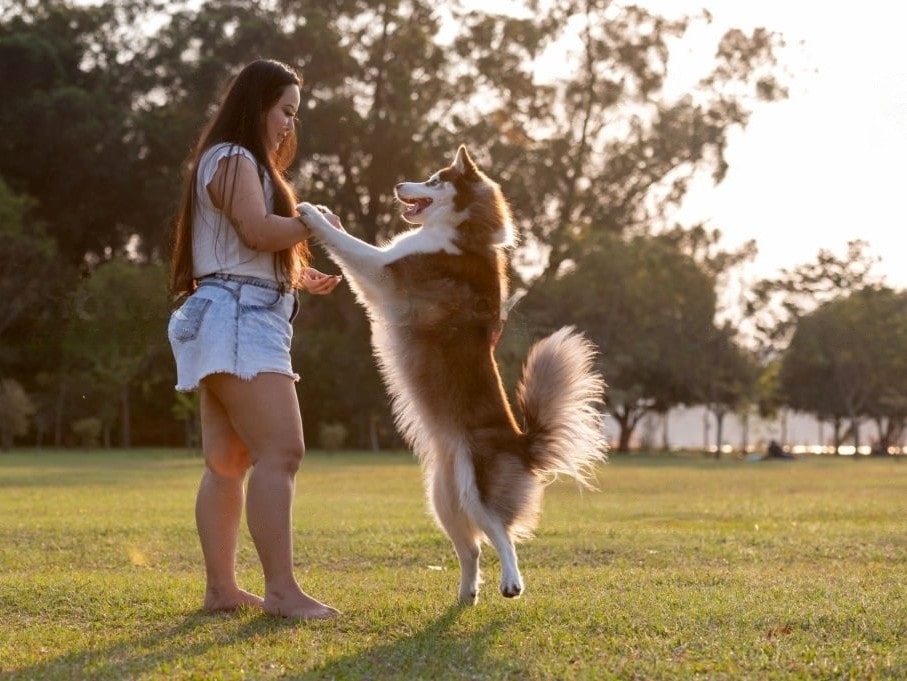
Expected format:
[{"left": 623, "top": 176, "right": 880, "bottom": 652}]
[{"left": 404, "top": 198, "right": 431, "bottom": 218}]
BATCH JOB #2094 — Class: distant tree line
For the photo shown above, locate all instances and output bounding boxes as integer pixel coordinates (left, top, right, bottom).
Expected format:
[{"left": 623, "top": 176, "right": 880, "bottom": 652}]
[{"left": 0, "top": 0, "right": 900, "bottom": 454}]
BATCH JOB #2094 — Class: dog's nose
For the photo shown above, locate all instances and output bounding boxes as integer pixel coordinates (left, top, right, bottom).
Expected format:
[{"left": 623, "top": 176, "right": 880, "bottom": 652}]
[{"left": 395, "top": 183, "right": 403, "bottom": 191}]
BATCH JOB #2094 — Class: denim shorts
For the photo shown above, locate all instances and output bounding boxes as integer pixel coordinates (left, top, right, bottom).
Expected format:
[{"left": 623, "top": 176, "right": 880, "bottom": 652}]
[{"left": 168, "top": 274, "right": 300, "bottom": 392}]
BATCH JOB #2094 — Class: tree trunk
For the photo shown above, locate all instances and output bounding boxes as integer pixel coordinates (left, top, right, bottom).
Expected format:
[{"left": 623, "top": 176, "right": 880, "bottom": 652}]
[
  {"left": 714, "top": 409, "right": 726, "bottom": 459},
  {"left": 121, "top": 383, "right": 131, "bottom": 448},
  {"left": 740, "top": 410, "right": 749, "bottom": 454},
  {"left": 54, "top": 376, "right": 67, "bottom": 447},
  {"left": 661, "top": 412, "right": 670, "bottom": 451},
  {"left": 369, "top": 412, "right": 380, "bottom": 451},
  {"left": 613, "top": 403, "right": 647, "bottom": 453},
  {"left": 617, "top": 424, "right": 633, "bottom": 453}
]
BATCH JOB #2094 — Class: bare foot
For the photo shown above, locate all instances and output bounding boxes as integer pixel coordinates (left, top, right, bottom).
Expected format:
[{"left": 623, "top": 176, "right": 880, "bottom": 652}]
[
  {"left": 203, "top": 587, "right": 265, "bottom": 612},
  {"left": 263, "top": 591, "right": 339, "bottom": 620}
]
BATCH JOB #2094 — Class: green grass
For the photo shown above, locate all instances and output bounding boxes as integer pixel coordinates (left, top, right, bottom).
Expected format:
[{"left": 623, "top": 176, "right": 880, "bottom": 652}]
[{"left": 1, "top": 450, "right": 905, "bottom": 680}]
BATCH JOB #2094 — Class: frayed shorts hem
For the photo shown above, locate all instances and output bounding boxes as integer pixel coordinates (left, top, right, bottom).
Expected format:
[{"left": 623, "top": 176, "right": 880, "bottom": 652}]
[{"left": 175, "top": 368, "right": 301, "bottom": 393}]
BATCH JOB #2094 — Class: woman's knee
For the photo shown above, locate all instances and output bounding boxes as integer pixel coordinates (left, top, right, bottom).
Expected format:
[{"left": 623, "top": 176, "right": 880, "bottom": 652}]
[
  {"left": 254, "top": 440, "right": 305, "bottom": 474},
  {"left": 205, "top": 443, "right": 252, "bottom": 479}
]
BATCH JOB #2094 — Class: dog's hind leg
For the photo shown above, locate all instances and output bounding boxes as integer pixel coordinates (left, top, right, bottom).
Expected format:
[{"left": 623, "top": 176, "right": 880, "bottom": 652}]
[
  {"left": 472, "top": 511, "right": 523, "bottom": 599},
  {"left": 451, "top": 453, "right": 524, "bottom": 599},
  {"left": 430, "top": 468, "right": 482, "bottom": 605}
]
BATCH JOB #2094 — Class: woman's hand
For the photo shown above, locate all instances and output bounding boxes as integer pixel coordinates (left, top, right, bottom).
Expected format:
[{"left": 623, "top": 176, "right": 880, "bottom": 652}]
[
  {"left": 302, "top": 267, "right": 342, "bottom": 295},
  {"left": 319, "top": 206, "right": 345, "bottom": 231}
]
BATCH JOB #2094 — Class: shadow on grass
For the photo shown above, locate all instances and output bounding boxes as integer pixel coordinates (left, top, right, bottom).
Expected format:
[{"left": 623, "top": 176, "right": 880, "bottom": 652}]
[
  {"left": 5, "top": 604, "right": 525, "bottom": 681},
  {"left": 2, "top": 610, "right": 247, "bottom": 680},
  {"left": 297, "top": 603, "right": 525, "bottom": 680}
]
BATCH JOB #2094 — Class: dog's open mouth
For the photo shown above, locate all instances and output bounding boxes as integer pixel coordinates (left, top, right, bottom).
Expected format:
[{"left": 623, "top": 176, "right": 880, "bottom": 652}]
[{"left": 400, "top": 197, "right": 432, "bottom": 219}]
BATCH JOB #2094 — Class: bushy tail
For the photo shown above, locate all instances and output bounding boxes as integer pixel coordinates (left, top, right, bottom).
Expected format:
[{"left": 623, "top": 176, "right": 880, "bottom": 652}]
[{"left": 516, "top": 326, "right": 608, "bottom": 486}]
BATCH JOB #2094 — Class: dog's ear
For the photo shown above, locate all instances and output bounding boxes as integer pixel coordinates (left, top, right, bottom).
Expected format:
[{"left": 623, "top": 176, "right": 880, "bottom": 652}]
[{"left": 454, "top": 145, "right": 479, "bottom": 178}]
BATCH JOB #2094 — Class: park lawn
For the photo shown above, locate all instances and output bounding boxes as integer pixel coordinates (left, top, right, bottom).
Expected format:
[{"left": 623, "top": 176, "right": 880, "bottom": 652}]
[{"left": 0, "top": 450, "right": 905, "bottom": 680}]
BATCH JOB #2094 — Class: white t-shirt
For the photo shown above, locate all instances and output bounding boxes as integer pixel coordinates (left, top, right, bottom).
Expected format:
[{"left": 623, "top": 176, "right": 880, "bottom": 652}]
[{"left": 191, "top": 143, "right": 282, "bottom": 282}]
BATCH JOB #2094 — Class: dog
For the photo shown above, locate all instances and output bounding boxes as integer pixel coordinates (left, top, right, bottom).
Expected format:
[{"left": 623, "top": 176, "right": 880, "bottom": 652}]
[{"left": 298, "top": 146, "right": 607, "bottom": 604}]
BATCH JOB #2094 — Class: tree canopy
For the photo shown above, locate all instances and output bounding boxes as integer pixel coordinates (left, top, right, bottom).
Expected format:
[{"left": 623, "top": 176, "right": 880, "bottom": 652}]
[
  {"left": 9, "top": 0, "right": 895, "bottom": 453},
  {"left": 780, "top": 287, "right": 907, "bottom": 452}
]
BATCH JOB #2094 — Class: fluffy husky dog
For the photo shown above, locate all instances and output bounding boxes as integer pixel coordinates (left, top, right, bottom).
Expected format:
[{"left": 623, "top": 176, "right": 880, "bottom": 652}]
[{"left": 298, "top": 146, "right": 607, "bottom": 604}]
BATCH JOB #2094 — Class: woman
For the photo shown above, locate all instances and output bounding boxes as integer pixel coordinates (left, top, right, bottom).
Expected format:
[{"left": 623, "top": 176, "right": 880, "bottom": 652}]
[{"left": 168, "top": 59, "right": 341, "bottom": 619}]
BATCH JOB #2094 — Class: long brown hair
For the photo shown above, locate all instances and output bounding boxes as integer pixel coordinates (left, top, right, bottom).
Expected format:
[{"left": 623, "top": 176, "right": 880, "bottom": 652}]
[{"left": 169, "top": 59, "right": 309, "bottom": 296}]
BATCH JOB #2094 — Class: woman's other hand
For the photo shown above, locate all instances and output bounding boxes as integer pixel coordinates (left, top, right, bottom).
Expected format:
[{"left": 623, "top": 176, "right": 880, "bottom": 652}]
[{"left": 302, "top": 267, "right": 342, "bottom": 295}]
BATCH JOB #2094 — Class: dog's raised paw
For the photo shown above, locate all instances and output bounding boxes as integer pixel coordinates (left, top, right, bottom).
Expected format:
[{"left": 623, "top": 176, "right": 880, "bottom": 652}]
[{"left": 295, "top": 202, "right": 322, "bottom": 222}]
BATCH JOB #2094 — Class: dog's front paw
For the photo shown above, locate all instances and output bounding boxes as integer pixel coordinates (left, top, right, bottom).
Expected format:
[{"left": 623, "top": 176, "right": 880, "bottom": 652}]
[
  {"left": 296, "top": 202, "right": 322, "bottom": 224},
  {"left": 296, "top": 202, "right": 332, "bottom": 233},
  {"left": 500, "top": 574, "right": 523, "bottom": 599}
]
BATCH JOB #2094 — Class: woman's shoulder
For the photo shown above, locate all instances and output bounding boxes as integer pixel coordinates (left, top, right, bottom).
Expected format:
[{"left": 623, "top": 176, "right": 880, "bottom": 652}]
[
  {"left": 201, "top": 142, "right": 260, "bottom": 167},
  {"left": 199, "top": 143, "right": 261, "bottom": 186}
]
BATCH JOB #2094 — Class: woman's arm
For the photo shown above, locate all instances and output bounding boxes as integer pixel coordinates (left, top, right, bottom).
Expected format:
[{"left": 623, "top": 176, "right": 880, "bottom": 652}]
[{"left": 208, "top": 154, "right": 310, "bottom": 252}]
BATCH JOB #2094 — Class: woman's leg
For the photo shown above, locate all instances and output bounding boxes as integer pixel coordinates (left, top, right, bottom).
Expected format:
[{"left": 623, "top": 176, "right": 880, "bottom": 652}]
[
  {"left": 196, "top": 383, "right": 263, "bottom": 611},
  {"left": 203, "top": 371, "right": 338, "bottom": 619}
]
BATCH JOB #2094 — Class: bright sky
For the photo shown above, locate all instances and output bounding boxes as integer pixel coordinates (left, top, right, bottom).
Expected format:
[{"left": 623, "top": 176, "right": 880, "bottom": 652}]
[{"left": 633, "top": 0, "right": 907, "bottom": 289}]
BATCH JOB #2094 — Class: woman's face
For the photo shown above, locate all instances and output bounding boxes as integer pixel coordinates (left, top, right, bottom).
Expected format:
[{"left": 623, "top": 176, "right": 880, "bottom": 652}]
[{"left": 264, "top": 84, "right": 301, "bottom": 152}]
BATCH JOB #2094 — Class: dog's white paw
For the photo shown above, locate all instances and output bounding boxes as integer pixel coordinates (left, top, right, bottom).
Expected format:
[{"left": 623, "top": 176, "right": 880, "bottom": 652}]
[
  {"left": 458, "top": 586, "right": 479, "bottom": 606},
  {"left": 500, "top": 573, "right": 523, "bottom": 599},
  {"left": 296, "top": 202, "right": 328, "bottom": 230},
  {"left": 296, "top": 201, "right": 316, "bottom": 217},
  {"left": 457, "top": 590, "right": 479, "bottom": 605}
]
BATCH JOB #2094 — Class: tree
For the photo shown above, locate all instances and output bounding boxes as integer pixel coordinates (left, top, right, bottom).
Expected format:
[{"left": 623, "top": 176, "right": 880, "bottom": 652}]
[
  {"left": 130, "top": 0, "right": 786, "bottom": 280},
  {"left": 292, "top": 285, "right": 393, "bottom": 450},
  {"left": 0, "top": 0, "right": 791, "bottom": 446},
  {"left": 754, "top": 358, "right": 787, "bottom": 441},
  {"left": 63, "top": 259, "right": 170, "bottom": 447},
  {"left": 0, "top": 177, "right": 59, "bottom": 340},
  {"left": 0, "top": 1, "right": 148, "bottom": 264},
  {"left": 0, "top": 378, "right": 35, "bottom": 449},
  {"left": 448, "top": 3, "right": 786, "bottom": 287},
  {"left": 0, "top": 177, "right": 75, "bottom": 447},
  {"left": 447, "top": 4, "right": 785, "bottom": 454},
  {"left": 742, "top": 241, "right": 884, "bottom": 450},
  {"left": 130, "top": 0, "right": 465, "bottom": 257},
  {"left": 696, "top": 323, "right": 758, "bottom": 457},
  {"left": 745, "top": 240, "right": 882, "bottom": 360},
  {"left": 521, "top": 232, "right": 719, "bottom": 452},
  {"left": 780, "top": 287, "right": 907, "bottom": 453}
]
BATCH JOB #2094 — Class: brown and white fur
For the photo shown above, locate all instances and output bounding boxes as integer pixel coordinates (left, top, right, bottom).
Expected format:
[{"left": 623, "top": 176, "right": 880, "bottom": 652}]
[{"left": 298, "top": 146, "right": 607, "bottom": 604}]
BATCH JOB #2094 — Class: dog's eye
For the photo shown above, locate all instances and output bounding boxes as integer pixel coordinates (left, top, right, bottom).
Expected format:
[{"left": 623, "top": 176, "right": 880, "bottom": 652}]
[{"left": 426, "top": 177, "right": 440, "bottom": 187}]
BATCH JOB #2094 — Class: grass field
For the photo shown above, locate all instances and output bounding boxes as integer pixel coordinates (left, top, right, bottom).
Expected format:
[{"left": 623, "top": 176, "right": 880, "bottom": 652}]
[{"left": 0, "top": 449, "right": 905, "bottom": 680}]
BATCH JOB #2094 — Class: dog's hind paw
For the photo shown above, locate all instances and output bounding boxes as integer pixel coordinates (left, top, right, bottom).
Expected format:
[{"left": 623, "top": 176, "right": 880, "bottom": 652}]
[{"left": 458, "top": 588, "right": 478, "bottom": 606}]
